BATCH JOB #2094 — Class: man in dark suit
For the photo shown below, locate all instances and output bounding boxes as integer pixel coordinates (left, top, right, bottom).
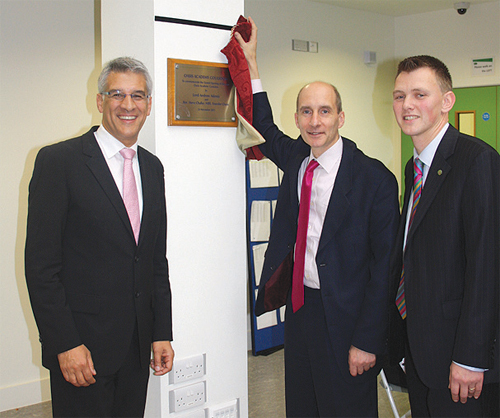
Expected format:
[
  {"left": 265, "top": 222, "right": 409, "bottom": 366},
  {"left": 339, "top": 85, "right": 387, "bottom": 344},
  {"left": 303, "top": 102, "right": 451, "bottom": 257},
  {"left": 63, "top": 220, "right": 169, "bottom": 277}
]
[
  {"left": 25, "top": 57, "right": 174, "bottom": 417},
  {"left": 236, "top": 19, "right": 399, "bottom": 417},
  {"left": 389, "top": 55, "right": 499, "bottom": 417}
]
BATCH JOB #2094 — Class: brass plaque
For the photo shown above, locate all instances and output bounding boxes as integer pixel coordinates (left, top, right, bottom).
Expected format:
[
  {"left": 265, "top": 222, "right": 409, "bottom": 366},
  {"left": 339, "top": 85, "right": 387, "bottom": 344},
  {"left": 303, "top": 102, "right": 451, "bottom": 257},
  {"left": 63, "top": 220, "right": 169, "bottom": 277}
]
[{"left": 168, "top": 58, "right": 236, "bottom": 127}]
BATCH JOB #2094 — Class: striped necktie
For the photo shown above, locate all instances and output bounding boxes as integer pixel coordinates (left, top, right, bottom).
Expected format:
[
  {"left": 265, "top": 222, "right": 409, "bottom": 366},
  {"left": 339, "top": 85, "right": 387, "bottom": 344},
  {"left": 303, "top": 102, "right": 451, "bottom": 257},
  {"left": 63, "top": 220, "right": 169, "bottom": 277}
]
[{"left": 396, "top": 157, "right": 423, "bottom": 319}]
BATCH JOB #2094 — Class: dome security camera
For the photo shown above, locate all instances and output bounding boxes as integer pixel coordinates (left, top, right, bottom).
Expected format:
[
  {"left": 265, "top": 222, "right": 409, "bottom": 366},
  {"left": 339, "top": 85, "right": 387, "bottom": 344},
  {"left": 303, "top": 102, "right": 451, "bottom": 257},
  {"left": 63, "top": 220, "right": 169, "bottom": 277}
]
[{"left": 454, "top": 2, "right": 470, "bottom": 14}]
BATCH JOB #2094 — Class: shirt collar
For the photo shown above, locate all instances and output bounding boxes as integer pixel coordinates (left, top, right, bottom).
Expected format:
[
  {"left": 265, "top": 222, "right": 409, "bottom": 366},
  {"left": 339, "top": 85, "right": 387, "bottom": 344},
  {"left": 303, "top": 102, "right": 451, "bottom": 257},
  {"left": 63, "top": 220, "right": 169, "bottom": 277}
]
[
  {"left": 310, "top": 136, "right": 343, "bottom": 173},
  {"left": 94, "top": 125, "right": 138, "bottom": 159},
  {"left": 414, "top": 123, "right": 448, "bottom": 168}
]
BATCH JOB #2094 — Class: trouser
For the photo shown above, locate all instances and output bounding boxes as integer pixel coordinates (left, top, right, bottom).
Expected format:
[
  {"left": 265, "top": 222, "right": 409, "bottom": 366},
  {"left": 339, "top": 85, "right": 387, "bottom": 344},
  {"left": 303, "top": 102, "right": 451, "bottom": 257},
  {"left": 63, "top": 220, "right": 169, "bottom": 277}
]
[
  {"left": 284, "top": 287, "right": 378, "bottom": 417},
  {"left": 50, "top": 325, "right": 150, "bottom": 418},
  {"left": 405, "top": 335, "right": 498, "bottom": 417}
]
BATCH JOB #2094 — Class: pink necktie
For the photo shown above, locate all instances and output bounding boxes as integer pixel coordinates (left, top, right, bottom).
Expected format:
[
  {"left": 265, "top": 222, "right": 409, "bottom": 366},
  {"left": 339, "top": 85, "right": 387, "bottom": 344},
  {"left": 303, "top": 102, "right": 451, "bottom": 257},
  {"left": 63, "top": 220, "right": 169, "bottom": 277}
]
[
  {"left": 396, "top": 157, "right": 423, "bottom": 319},
  {"left": 292, "top": 159, "right": 319, "bottom": 313},
  {"left": 120, "top": 148, "right": 140, "bottom": 244}
]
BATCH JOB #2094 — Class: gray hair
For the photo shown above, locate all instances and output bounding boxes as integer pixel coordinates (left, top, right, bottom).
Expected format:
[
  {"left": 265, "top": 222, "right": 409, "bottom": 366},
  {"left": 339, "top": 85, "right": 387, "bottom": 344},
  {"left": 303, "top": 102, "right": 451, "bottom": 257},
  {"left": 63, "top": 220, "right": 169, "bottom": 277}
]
[{"left": 98, "top": 57, "right": 153, "bottom": 95}]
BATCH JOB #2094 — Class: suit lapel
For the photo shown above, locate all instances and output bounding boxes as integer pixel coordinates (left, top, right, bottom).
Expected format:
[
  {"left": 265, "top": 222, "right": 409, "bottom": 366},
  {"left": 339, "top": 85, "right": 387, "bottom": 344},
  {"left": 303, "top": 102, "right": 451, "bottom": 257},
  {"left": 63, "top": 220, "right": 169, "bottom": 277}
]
[
  {"left": 82, "top": 131, "right": 136, "bottom": 243},
  {"left": 406, "top": 126, "right": 457, "bottom": 243},
  {"left": 137, "top": 147, "right": 154, "bottom": 247},
  {"left": 289, "top": 151, "right": 308, "bottom": 223},
  {"left": 399, "top": 158, "right": 413, "bottom": 236},
  {"left": 403, "top": 158, "right": 413, "bottom": 213},
  {"left": 318, "top": 139, "right": 353, "bottom": 253},
  {"left": 395, "top": 158, "right": 414, "bottom": 259}
]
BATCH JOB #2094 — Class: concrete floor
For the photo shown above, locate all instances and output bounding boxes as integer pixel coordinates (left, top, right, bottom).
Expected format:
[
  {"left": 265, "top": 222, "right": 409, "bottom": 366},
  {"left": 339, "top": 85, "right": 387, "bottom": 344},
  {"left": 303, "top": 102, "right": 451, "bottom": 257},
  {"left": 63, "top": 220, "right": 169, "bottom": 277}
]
[{"left": 0, "top": 350, "right": 411, "bottom": 418}]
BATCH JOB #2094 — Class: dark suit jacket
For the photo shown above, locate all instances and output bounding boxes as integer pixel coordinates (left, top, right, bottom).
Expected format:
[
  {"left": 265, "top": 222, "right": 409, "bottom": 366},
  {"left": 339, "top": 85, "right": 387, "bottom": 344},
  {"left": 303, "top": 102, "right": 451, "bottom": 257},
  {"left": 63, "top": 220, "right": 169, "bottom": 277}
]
[
  {"left": 25, "top": 127, "right": 172, "bottom": 376},
  {"left": 252, "top": 92, "right": 400, "bottom": 381},
  {"left": 389, "top": 125, "right": 499, "bottom": 388}
]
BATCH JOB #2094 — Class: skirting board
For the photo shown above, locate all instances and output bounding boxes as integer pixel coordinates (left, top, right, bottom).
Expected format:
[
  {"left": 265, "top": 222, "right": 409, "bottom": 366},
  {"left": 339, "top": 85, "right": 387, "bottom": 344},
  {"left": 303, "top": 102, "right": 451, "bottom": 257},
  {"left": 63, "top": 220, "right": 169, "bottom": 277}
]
[{"left": 0, "top": 377, "right": 50, "bottom": 412}]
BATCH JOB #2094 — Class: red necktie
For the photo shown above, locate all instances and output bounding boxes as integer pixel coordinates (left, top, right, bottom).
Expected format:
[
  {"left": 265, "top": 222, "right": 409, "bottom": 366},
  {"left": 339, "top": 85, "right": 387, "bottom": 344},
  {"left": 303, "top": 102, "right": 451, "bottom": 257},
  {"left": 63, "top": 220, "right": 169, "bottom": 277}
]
[
  {"left": 120, "top": 148, "right": 140, "bottom": 244},
  {"left": 396, "top": 157, "right": 423, "bottom": 319},
  {"left": 292, "top": 159, "right": 319, "bottom": 312}
]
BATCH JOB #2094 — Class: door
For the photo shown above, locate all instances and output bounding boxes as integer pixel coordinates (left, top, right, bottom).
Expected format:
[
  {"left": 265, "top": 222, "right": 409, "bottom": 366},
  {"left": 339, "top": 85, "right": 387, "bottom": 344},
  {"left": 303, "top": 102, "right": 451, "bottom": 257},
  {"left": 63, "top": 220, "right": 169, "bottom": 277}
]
[
  {"left": 451, "top": 86, "right": 498, "bottom": 150},
  {"left": 400, "top": 85, "right": 499, "bottom": 198}
]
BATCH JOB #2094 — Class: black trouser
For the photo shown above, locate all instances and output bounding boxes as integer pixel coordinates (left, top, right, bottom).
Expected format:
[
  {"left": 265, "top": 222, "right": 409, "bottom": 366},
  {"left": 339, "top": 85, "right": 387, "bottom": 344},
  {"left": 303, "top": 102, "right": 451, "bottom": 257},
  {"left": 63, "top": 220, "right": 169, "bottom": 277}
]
[
  {"left": 405, "top": 330, "right": 498, "bottom": 417},
  {"left": 284, "top": 287, "right": 378, "bottom": 417},
  {"left": 50, "top": 325, "right": 150, "bottom": 418}
]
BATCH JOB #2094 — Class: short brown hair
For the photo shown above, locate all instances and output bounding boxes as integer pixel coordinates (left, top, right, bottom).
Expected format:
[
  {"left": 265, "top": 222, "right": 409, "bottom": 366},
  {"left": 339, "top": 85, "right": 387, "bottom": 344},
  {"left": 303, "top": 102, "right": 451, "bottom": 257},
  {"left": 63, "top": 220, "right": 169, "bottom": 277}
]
[{"left": 396, "top": 55, "right": 452, "bottom": 93}]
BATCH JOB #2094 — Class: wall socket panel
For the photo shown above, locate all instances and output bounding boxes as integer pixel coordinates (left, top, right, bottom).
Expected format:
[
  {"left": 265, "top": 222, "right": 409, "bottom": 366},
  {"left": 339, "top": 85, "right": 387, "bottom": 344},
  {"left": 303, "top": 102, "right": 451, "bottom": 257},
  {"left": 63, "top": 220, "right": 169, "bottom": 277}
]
[
  {"left": 169, "top": 381, "right": 206, "bottom": 413},
  {"left": 170, "top": 353, "right": 206, "bottom": 384},
  {"left": 176, "top": 409, "right": 206, "bottom": 418},
  {"left": 207, "top": 399, "right": 239, "bottom": 418},
  {"left": 292, "top": 39, "right": 319, "bottom": 53}
]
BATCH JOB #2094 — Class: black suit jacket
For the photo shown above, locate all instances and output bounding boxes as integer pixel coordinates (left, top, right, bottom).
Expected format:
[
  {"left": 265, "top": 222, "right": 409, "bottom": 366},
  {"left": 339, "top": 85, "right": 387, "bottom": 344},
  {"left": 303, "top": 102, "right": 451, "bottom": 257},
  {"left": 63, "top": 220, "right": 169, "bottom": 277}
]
[
  {"left": 252, "top": 92, "right": 400, "bottom": 381},
  {"left": 389, "top": 125, "right": 499, "bottom": 388},
  {"left": 25, "top": 127, "right": 172, "bottom": 376}
]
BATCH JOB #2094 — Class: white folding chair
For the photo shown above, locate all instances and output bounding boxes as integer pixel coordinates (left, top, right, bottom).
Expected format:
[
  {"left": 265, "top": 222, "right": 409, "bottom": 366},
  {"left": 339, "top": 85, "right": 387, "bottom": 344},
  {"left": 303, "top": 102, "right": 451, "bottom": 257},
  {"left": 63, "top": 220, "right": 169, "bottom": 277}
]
[{"left": 379, "top": 369, "right": 411, "bottom": 418}]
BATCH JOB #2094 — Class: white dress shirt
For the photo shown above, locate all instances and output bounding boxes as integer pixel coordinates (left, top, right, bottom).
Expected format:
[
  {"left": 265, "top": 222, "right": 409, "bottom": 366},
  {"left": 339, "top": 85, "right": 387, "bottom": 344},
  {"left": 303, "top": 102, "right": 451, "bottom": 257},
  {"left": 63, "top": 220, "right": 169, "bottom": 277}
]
[
  {"left": 251, "top": 79, "right": 264, "bottom": 93},
  {"left": 403, "top": 123, "right": 447, "bottom": 247},
  {"left": 94, "top": 125, "right": 143, "bottom": 218},
  {"left": 298, "top": 139, "right": 343, "bottom": 289},
  {"left": 251, "top": 79, "right": 343, "bottom": 289}
]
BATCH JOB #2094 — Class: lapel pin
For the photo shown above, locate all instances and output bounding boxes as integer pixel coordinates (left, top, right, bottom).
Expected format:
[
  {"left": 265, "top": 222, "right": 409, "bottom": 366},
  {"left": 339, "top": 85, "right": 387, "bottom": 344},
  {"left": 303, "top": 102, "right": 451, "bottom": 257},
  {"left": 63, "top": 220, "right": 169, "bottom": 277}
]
[{"left": 437, "top": 169, "right": 443, "bottom": 176}]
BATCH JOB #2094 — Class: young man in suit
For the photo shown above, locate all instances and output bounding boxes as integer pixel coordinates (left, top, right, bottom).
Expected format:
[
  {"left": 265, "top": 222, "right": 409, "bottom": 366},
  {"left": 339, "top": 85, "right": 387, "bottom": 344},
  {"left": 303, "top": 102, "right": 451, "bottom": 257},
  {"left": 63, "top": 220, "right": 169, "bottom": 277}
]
[
  {"left": 236, "top": 19, "right": 400, "bottom": 417},
  {"left": 25, "top": 57, "right": 174, "bottom": 417},
  {"left": 389, "top": 55, "right": 499, "bottom": 417}
]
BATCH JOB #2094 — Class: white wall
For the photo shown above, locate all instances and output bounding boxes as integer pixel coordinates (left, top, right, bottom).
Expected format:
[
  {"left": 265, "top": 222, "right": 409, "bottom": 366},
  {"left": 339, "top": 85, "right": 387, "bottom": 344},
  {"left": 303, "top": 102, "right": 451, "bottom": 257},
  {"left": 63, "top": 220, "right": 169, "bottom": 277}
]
[
  {"left": 245, "top": 0, "right": 399, "bottom": 175},
  {"left": 395, "top": 1, "right": 500, "bottom": 89},
  {"left": 245, "top": 0, "right": 500, "bottom": 184},
  {"left": 0, "top": 0, "right": 99, "bottom": 411},
  {"left": 3, "top": 0, "right": 499, "bottom": 413},
  {"left": 101, "top": 1, "right": 249, "bottom": 416},
  {"left": 1, "top": 0, "right": 248, "bottom": 413},
  {"left": 100, "top": 0, "right": 156, "bottom": 152},
  {"left": 152, "top": 1, "right": 249, "bottom": 417}
]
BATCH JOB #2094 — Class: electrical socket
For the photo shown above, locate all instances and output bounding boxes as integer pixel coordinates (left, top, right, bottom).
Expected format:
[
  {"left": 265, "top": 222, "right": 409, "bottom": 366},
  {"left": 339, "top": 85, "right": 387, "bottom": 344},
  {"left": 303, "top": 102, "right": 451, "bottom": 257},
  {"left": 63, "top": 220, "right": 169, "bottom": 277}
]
[
  {"left": 170, "top": 353, "right": 206, "bottom": 384},
  {"left": 169, "top": 381, "right": 206, "bottom": 413},
  {"left": 176, "top": 408, "right": 206, "bottom": 418},
  {"left": 207, "top": 399, "right": 239, "bottom": 418}
]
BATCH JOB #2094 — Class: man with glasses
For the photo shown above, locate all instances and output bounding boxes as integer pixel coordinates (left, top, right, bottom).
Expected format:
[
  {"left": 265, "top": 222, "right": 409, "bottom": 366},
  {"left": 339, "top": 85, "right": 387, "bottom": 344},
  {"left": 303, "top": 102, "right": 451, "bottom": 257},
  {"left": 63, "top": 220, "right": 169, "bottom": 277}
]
[{"left": 25, "top": 57, "right": 174, "bottom": 417}]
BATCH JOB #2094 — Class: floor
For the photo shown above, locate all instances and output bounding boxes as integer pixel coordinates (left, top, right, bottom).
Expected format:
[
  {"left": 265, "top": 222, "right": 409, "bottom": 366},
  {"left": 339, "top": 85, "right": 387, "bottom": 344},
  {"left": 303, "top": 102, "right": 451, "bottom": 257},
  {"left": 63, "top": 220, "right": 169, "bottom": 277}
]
[
  {"left": 247, "top": 349, "right": 411, "bottom": 418},
  {"left": 1, "top": 350, "right": 410, "bottom": 418},
  {"left": 0, "top": 402, "right": 51, "bottom": 418}
]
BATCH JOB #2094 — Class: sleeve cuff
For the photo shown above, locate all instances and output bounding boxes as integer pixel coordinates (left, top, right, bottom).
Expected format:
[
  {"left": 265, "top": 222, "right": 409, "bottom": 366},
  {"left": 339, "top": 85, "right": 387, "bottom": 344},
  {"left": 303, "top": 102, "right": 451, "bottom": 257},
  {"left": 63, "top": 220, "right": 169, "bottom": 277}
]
[
  {"left": 453, "top": 361, "right": 488, "bottom": 373},
  {"left": 252, "top": 79, "right": 263, "bottom": 94}
]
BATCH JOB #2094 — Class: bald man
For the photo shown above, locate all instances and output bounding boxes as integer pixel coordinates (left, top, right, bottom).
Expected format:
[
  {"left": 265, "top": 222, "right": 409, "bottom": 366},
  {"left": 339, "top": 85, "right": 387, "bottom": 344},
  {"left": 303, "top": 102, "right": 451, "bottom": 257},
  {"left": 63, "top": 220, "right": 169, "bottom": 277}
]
[{"left": 236, "top": 18, "right": 399, "bottom": 417}]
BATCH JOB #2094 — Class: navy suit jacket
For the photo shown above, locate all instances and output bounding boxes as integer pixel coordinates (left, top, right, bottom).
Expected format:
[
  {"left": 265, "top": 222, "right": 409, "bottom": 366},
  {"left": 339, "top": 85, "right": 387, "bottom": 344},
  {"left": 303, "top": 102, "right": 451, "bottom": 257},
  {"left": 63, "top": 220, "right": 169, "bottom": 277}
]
[
  {"left": 252, "top": 92, "right": 400, "bottom": 381},
  {"left": 25, "top": 127, "right": 172, "bottom": 376},
  {"left": 389, "top": 125, "right": 499, "bottom": 388}
]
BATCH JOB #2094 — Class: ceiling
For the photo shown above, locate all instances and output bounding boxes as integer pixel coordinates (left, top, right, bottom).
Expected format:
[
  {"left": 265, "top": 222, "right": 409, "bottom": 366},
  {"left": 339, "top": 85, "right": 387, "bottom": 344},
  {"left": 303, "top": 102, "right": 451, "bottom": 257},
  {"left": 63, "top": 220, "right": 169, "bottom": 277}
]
[{"left": 308, "top": 0, "right": 497, "bottom": 17}]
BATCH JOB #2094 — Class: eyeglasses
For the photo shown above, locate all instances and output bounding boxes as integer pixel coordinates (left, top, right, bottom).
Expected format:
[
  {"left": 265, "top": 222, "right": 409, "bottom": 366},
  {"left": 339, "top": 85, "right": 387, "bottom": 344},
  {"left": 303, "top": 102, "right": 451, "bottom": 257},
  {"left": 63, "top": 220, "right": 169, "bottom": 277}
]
[{"left": 101, "top": 90, "right": 150, "bottom": 102}]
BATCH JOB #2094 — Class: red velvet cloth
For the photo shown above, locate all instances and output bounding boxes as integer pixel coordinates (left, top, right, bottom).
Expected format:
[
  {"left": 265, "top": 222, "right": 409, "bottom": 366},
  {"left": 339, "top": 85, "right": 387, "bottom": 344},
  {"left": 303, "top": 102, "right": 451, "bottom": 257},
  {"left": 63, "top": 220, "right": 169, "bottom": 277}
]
[{"left": 221, "top": 15, "right": 264, "bottom": 160}]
